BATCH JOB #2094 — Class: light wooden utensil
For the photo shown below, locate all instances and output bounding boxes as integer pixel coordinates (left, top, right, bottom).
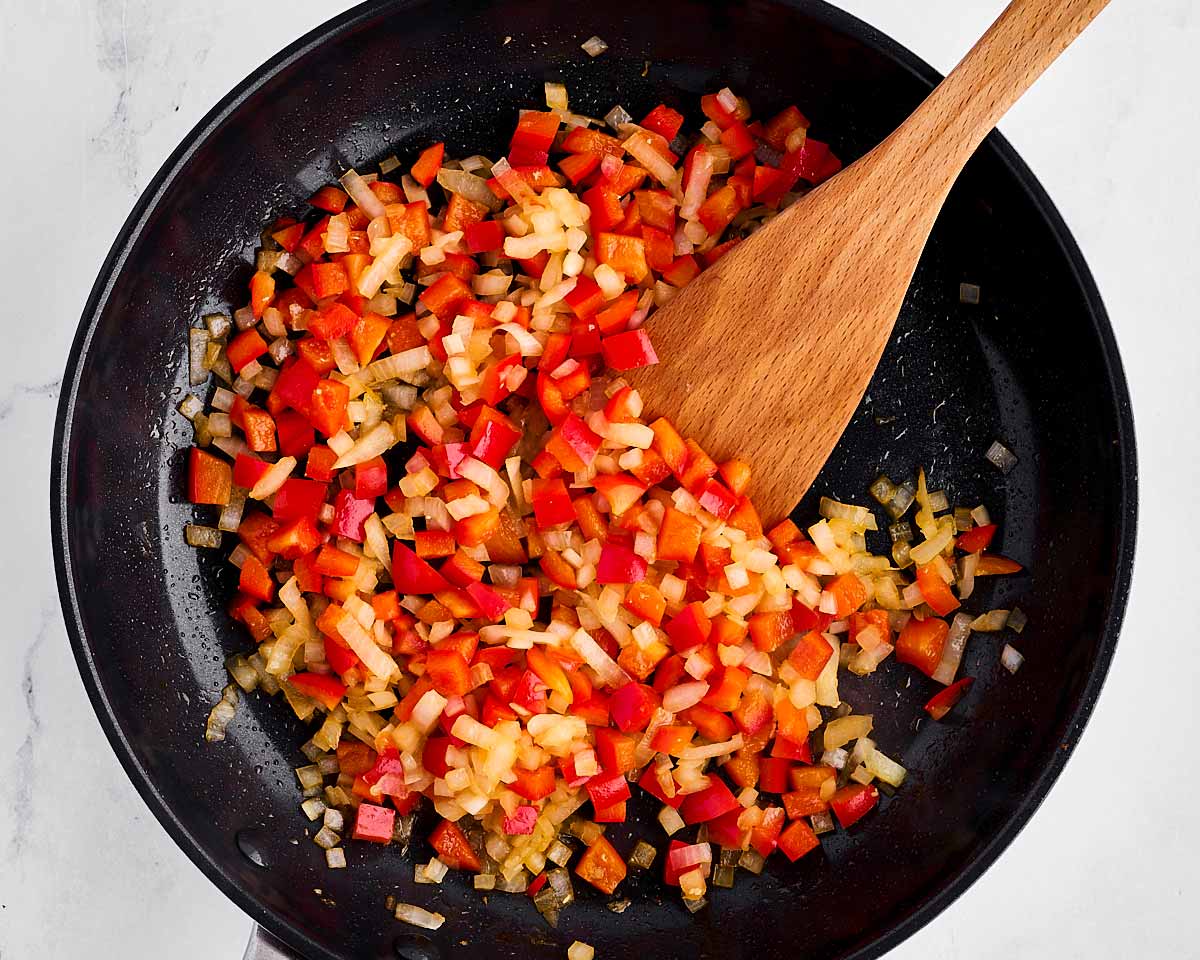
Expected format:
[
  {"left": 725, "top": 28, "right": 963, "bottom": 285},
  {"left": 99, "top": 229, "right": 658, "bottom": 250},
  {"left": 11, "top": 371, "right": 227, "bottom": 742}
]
[{"left": 630, "top": 0, "right": 1110, "bottom": 524}]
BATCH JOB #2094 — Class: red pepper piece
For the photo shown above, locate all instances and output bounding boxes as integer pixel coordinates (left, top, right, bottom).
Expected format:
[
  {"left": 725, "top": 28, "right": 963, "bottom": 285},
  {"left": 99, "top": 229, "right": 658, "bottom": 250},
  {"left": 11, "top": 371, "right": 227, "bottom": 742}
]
[
  {"left": 287, "top": 672, "right": 346, "bottom": 710},
  {"left": 609, "top": 682, "right": 661, "bottom": 733},
  {"left": 392, "top": 542, "right": 451, "bottom": 594},
  {"left": 429, "top": 819, "right": 482, "bottom": 871},
  {"left": 679, "top": 777, "right": 740, "bottom": 824},
  {"left": 925, "top": 676, "right": 975, "bottom": 720},
  {"left": 329, "top": 488, "right": 374, "bottom": 542},
  {"left": 188, "top": 448, "right": 232, "bottom": 505},
  {"left": 830, "top": 783, "right": 879, "bottom": 829}
]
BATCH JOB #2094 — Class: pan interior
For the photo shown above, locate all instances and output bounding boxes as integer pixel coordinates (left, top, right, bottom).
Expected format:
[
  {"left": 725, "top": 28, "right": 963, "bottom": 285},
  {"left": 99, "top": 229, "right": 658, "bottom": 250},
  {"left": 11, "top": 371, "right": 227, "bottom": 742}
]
[{"left": 53, "top": 2, "right": 1135, "bottom": 958}]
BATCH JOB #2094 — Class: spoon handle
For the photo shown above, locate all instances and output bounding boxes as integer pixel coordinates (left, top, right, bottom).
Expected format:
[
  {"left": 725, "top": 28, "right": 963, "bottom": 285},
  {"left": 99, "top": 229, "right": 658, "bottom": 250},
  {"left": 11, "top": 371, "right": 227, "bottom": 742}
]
[{"left": 884, "top": 0, "right": 1111, "bottom": 191}]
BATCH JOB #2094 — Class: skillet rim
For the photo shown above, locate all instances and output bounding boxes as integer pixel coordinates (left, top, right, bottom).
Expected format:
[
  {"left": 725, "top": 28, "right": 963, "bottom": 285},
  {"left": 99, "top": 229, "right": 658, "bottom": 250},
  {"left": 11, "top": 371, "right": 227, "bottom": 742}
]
[{"left": 49, "top": 1, "right": 1138, "bottom": 958}]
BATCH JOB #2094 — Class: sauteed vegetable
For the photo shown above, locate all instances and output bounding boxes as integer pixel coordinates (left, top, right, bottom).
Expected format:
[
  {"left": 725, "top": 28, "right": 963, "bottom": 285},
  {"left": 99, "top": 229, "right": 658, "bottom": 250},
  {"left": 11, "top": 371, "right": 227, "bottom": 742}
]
[{"left": 181, "top": 83, "right": 1024, "bottom": 934}]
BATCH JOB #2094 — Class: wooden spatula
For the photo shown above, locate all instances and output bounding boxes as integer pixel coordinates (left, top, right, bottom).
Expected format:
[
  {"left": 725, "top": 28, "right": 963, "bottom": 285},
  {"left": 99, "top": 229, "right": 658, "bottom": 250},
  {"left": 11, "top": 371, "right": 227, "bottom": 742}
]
[{"left": 629, "top": 0, "right": 1109, "bottom": 524}]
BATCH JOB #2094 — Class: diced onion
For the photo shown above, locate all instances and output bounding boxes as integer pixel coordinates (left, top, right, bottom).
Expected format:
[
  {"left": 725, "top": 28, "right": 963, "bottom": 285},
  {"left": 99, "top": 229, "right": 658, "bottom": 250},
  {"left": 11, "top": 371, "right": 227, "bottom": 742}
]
[
  {"left": 394, "top": 903, "right": 445, "bottom": 930},
  {"left": 662, "top": 681, "right": 709, "bottom": 713},
  {"left": 1001, "top": 644, "right": 1025, "bottom": 673},
  {"left": 680, "top": 734, "right": 743, "bottom": 760},
  {"left": 340, "top": 169, "right": 386, "bottom": 220},
  {"left": 249, "top": 457, "right": 297, "bottom": 500},
  {"left": 932, "top": 613, "right": 974, "bottom": 685}
]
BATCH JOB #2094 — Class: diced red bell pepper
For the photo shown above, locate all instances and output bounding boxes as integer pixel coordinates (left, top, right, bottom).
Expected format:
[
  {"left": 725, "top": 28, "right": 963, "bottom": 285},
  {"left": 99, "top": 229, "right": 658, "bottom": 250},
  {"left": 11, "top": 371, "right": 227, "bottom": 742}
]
[
  {"left": 665, "top": 602, "right": 712, "bottom": 652},
  {"left": 249, "top": 271, "right": 275, "bottom": 318},
  {"left": 758, "top": 757, "right": 794, "bottom": 794},
  {"left": 188, "top": 448, "right": 232, "bottom": 505},
  {"left": 641, "top": 104, "right": 685, "bottom": 141},
  {"left": 609, "top": 682, "right": 661, "bottom": 733},
  {"left": 272, "top": 357, "right": 320, "bottom": 414},
  {"left": 593, "top": 799, "right": 627, "bottom": 823},
  {"left": 657, "top": 507, "right": 702, "bottom": 563},
  {"left": 266, "top": 516, "right": 321, "bottom": 561},
  {"left": 411, "top": 142, "right": 445, "bottom": 187},
  {"left": 719, "top": 121, "right": 757, "bottom": 160},
  {"left": 237, "top": 511, "right": 279, "bottom": 563},
  {"left": 352, "top": 803, "right": 395, "bottom": 844},
  {"left": 329, "top": 488, "right": 374, "bottom": 542},
  {"left": 287, "top": 672, "right": 347, "bottom": 711},
  {"left": 313, "top": 544, "right": 359, "bottom": 577},
  {"left": 679, "top": 777, "right": 740, "bottom": 824},
  {"left": 777, "top": 819, "right": 820, "bottom": 861},
  {"left": 558, "top": 151, "right": 601, "bottom": 185},
  {"left": 241, "top": 407, "right": 277, "bottom": 453},
  {"left": 956, "top": 523, "right": 998, "bottom": 554},
  {"left": 511, "top": 765, "right": 557, "bottom": 802},
  {"left": 592, "top": 728, "right": 638, "bottom": 775},
  {"left": 583, "top": 185, "right": 625, "bottom": 233},
  {"left": 564, "top": 274, "right": 604, "bottom": 319},
  {"left": 305, "top": 446, "right": 337, "bottom": 482},
  {"left": 426, "top": 648, "right": 471, "bottom": 697},
  {"left": 975, "top": 554, "right": 1024, "bottom": 575},
  {"left": 896, "top": 616, "right": 949, "bottom": 678},
  {"left": 697, "top": 184, "right": 744, "bottom": 235},
  {"left": 639, "top": 766, "right": 684, "bottom": 809},
  {"left": 825, "top": 572, "right": 869, "bottom": 618},
  {"left": 594, "top": 233, "right": 650, "bottom": 284},
  {"left": 272, "top": 478, "right": 327, "bottom": 521},
  {"left": 429, "top": 819, "right": 482, "bottom": 871},
  {"left": 275, "top": 410, "right": 315, "bottom": 457},
  {"left": 622, "top": 582, "right": 665, "bottom": 628},
  {"left": 750, "top": 806, "right": 786, "bottom": 857},
  {"left": 575, "top": 835, "right": 626, "bottom": 895},
  {"left": 696, "top": 478, "right": 738, "bottom": 520},
  {"left": 772, "top": 736, "right": 812, "bottom": 763},
  {"left": 763, "top": 105, "right": 810, "bottom": 151},
  {"left": 596, "top": 542, "right": 648, "bottom": 585},
  {"left": 307, "top": 301, "right": 357, "bottom": 341},
  {"left": 511, "top": 669, "right": 548, "bottom": 714},
  {"left": 238, "top": 554, "right": 275, "bottom": 604},
  {"left": 352, "top": 456, "right": 387, "bottom": 500},
  {"left": 509, "top": 111, "right": 560, "bottom": 166},
  {"left": 392, "top": 542, "right": 451, "bottom": 594},
  {"left": 530, "top": 477, "right": 575, "bottom": 527},
  {"left": 586, "top": 770, "right": 632, "bottom": 811},
  {"left": 830, "top": 783, "right": 879, "bottom": 829},
  {"left": 925, "top": 676, "right": 975, "bottom": 720},
  {"left": 706, "top": 806, "right": 749, "bottom": 850},
  {"left": 464, "top": 580, "right": 510, "bottom": 621},
  {"left": 419, "top": 272, "right": 473, "bottom": 321},
  {"left": 308, "top": 379, "right": 349, "bottom": 437},
  {"left": 464, "top": 219, "right": 505, "bottom": 254},
  {"left": 227, "top": 328, "right": 268, "bottom": 375},
  {"left": 788, "top": 631, "right": 834, "bottom": 681},
  {"left": 649, "top": 724, "right": 696, "bottom": 756},
  {"left": 916, "top": 562, "right": 961, "bottom": 616}
]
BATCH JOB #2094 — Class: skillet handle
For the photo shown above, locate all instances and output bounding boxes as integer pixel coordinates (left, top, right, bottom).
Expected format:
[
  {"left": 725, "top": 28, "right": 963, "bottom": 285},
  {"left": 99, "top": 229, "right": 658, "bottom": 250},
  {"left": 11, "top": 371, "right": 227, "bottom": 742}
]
[{"left": 243, "top": 925, "right": 306, "bottom": 960}]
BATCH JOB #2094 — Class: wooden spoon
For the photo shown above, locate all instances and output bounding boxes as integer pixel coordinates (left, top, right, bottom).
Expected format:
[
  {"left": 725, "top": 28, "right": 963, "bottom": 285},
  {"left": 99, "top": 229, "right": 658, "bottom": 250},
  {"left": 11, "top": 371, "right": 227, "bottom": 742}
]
[{"left": 630, "top": 0, "right": 1110, "bottom": 524}]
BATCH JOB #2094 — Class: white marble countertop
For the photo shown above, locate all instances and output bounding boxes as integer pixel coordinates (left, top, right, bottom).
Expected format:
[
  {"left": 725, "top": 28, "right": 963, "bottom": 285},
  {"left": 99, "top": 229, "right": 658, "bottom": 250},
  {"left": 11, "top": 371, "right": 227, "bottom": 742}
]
[{"left": 2, "top": 1, "right": 1196, "bottom": 957}]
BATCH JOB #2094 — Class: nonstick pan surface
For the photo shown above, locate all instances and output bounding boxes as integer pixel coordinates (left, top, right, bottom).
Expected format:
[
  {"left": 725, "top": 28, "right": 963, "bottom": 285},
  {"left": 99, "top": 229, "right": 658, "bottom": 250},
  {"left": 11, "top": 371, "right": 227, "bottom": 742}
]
[{"left": 51, "top": 2, "right": 1136, "bottom": 958}]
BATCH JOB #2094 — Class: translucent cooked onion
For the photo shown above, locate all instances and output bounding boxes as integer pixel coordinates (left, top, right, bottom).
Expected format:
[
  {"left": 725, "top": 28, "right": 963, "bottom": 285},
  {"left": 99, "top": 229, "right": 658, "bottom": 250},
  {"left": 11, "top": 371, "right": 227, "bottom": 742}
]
[
  {"left": 333, "top": 422, "right": 396, "bottom": 469},
  {"left": 662, "top": 681, "right": 709, "bottom": 713},
  {"left": 437, "top": 168, "right": 502, "bottom": 212},
  {"left": 680, "top": 734, "right": 743, "bottom": 760},
  {"left": 249, "top": 456, "right": 297, "bottom": 500},
  {"left": 340, "top": 169, "right": 386, "bottom": 220},
  {"left": 932, "top": 613, "right": 974, "bottom": 685},
  {"left": 357, "top": 235, "right": 413, "bottom": 298},
  {"left": 394, "top": 903, "right": 445, "bottom": 930}
]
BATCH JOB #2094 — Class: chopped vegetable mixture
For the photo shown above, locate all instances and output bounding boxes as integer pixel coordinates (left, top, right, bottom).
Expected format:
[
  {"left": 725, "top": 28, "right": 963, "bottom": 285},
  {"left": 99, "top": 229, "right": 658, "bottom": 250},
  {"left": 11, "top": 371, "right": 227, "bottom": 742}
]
[{"left": 184, "top": 83, "right": 1024, "bottom": 936}]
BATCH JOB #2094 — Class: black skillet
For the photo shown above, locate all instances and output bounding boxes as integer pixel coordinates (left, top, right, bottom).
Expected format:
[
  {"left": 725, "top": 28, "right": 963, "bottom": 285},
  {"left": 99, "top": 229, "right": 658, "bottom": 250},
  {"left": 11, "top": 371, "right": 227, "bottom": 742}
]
[{"left": 51, "top": 1, "right": 1137, "bottom": 958}]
